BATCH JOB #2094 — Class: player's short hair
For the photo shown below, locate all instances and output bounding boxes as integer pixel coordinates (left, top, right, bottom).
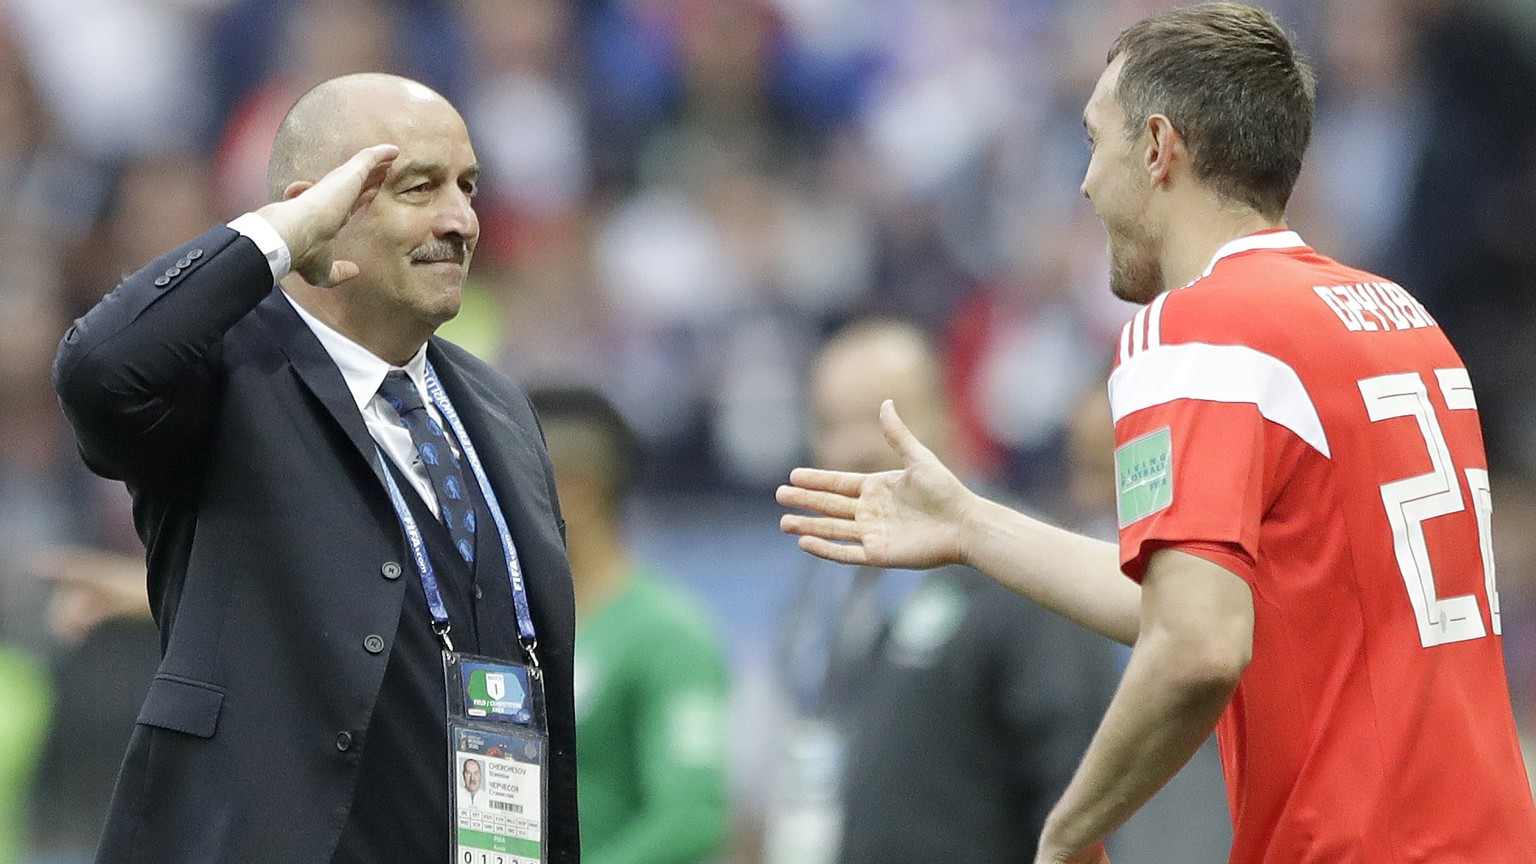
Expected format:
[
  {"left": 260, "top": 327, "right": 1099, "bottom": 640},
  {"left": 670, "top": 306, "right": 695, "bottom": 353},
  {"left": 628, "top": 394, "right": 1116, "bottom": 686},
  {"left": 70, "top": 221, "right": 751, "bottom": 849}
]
[
  {"left": 528, "top": 387, "right": 638, "bottom": 509},
  {"left": 1109, "top": 2, "right": 1316, "bottom": 219}
]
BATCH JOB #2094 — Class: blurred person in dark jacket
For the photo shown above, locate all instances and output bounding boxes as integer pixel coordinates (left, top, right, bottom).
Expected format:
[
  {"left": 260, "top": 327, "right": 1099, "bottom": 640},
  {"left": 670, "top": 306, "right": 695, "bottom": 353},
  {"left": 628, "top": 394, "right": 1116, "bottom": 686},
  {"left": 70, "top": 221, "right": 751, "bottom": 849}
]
[
  {"left": 26, "top": 548, "right": 157, "bottom": 864},
  {"left": 766, "top": 319, "right": 1118, "bottom": 864}
]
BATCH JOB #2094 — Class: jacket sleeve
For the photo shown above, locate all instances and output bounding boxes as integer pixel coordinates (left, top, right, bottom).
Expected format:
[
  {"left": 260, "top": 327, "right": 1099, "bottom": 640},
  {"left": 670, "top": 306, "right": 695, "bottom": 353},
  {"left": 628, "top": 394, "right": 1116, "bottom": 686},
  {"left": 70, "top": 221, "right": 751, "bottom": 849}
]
[{"left": 52, "top": 225, "right": 277, "bottom": 485}]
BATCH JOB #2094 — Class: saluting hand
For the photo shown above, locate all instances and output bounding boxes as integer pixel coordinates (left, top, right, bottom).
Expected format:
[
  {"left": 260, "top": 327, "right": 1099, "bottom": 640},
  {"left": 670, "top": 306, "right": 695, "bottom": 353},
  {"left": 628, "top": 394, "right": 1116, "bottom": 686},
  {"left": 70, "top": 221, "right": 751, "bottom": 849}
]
[
  {"left": 255, "top": 143, "right": 400, "bottom": 287},
  {"left": 777, "top": 400, "right": 975, "bottom": 571}
]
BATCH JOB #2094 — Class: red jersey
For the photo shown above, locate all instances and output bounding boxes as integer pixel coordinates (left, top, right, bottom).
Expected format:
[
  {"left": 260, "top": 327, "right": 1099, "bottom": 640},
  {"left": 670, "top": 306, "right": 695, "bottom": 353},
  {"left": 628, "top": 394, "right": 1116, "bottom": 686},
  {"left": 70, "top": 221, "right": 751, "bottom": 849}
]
[{"left": 1108, "top": 231, "right": 1536, "bottom": 862}]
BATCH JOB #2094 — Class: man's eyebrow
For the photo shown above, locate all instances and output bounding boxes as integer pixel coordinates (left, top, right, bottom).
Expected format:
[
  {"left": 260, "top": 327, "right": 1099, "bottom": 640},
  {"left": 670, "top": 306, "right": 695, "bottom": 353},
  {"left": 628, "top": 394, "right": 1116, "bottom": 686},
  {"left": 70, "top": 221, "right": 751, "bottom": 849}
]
[
  {"left": 390, "top": 160, "right": 480, "bottom": 185},
  {"left": 392, "top": 160, "right": 441, "bottom": 180}
]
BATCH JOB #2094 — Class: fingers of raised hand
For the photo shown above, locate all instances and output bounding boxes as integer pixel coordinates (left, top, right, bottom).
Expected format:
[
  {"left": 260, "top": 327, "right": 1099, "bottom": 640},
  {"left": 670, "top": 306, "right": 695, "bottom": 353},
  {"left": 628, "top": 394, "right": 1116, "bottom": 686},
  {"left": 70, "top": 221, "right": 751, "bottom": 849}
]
[
  {"left": 347, "top": 144, "right": 400, "bottom": 185},
  {"left": 776, "top": 485, "right": 856, "bottom": 519},
  {"left": 787, "top": 467, "right": 867, "bottom": 496},
  {"left": 794, "top": 535, "right": 870, "bottom": 566},
  {"left": 879, "top": 400, "right": 936, "bottom": 466},
  {"left": 315, "top": 145, "right": 394, "bottom": 217},
  {"left": 350, "top": 145, "right": 398, "bottom": 205},
  {"left": 326, "top": 259, "right": 361, "bottom": 287},
  {"left": 780, "top": 513, "right": 862, "bottom": 544}
]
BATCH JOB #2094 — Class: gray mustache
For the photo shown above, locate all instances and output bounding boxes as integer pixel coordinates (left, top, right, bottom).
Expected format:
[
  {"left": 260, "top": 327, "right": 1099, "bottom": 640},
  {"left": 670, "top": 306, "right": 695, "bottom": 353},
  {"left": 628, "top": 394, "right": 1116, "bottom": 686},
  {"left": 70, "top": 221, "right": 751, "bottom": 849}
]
[{"left": 410, "top": 240, "right": 467, "bottom": 265}]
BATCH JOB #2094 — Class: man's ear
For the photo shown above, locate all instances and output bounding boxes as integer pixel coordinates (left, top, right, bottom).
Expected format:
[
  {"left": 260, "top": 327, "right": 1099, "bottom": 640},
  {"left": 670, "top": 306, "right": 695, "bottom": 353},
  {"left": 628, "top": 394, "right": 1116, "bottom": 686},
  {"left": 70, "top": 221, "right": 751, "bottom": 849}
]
[
  {"left": 1144, "top": 113, "right": 1184, "bottom": 187},
  {"left": 282, "top": 180, "right": 314, "bottom": 202}
]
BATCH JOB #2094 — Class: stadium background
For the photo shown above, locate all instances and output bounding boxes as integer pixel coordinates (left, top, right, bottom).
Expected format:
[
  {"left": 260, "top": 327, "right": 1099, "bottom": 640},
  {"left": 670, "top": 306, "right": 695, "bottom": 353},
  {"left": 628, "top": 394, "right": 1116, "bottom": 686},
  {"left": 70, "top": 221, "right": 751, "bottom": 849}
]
[{"left": 0, "top": 0, "right": 1534, "bottom": 860}]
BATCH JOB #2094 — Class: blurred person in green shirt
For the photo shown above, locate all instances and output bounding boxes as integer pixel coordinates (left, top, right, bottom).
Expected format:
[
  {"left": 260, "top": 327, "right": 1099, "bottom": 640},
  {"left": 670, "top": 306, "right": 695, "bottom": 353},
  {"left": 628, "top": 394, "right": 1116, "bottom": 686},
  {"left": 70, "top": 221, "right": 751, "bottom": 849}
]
[
  {"left": 530, "top": 388, "right": 729, "bottom": 864},
  {"left": 0, "top": 642, "right": 47, "bottom": 864}
]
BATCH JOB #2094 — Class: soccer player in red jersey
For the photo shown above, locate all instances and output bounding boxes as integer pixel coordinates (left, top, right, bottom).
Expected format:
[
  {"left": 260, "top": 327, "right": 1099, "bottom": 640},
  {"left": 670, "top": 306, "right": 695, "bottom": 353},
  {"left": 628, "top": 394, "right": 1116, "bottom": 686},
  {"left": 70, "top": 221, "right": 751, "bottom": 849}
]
[{"left": 776, "top": 3, "right": 1536, "bottom": 863}]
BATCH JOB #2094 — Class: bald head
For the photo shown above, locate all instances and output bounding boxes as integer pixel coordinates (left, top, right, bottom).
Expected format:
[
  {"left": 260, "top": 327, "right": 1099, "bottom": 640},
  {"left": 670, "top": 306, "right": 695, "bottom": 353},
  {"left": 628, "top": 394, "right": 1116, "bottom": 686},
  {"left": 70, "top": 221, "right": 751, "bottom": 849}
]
[
  {"left": 810, "top": 319, "right": 952, "bottom": 473},
  {"left": 267, "top": 73, "right": 454, "bottom": 202}
]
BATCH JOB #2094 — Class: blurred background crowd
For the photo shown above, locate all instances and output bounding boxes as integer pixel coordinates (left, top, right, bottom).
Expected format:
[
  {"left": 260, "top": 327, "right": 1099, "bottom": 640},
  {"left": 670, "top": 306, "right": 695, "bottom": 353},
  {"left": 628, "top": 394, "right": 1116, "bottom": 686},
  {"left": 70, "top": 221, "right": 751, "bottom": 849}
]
[{"left": 1, "top": 0, "right": 1535, "bottom": 861}]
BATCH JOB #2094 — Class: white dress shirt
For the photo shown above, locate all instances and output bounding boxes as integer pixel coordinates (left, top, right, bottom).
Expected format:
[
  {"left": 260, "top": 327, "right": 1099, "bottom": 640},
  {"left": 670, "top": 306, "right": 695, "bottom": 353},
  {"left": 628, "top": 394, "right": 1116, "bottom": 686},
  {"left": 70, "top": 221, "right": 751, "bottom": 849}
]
[{"left": 229, "top": 212, "right": 455, "bottom": 517}]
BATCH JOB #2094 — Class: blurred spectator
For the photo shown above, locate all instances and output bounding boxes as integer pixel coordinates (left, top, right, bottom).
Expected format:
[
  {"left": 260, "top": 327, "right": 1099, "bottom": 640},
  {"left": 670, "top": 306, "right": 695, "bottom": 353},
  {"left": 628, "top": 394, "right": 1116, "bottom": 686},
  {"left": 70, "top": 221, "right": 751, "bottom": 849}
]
[
  {"left": 587, "top": 0, "right": 880, "bottom": 488},
  {"left": 0, "top": 23, "right": 92, "bottom": 238},
  {"left": 448, "top": 0, "right": 611, "bottom": 378},
  {"left": 462, "top": 0, "right": 587, "bottom": 234},
  {"left": 8, "top": 0, "right": 222, "bottom": 159},
  {"left": 211, "top": 0, "right": 404, "bottom": 215},
  {"left": 0, "top": 228, "right": 68, "bottom": 492},
  {"left": 26, "top": 549, "right": 157, "bottom": 864},
  {"left": 764, "top": 319, "right": 1119, "bottom": 864},
  {"left": 1296, "top": 0, "right": 1422, "bottom": 268},
  {"left": 531, "top": 388, "right": 730, "bottom": 864},
  {"left": 0, "top": 644, "right": 47, "bottom": 864},
  {"left": 0, "top": 23, "right": 86, "bottom": 648},
  {"left": 1492, "top": 473, "right": 1536, "bottom": 743},
  {"left": 63, "top": 153, "right": 219, "bottom": 319},
  {"left": 1378, "top": 0, "right": 1536, "bottom": 472}
]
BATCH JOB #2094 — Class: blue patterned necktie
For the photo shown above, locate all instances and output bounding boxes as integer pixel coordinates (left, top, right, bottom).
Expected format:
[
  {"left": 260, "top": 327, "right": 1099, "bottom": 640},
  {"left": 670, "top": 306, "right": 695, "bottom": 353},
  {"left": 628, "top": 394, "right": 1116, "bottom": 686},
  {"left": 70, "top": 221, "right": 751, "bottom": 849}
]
[{"left": 378, "top": 370, "right": 476, "bottom": 565}]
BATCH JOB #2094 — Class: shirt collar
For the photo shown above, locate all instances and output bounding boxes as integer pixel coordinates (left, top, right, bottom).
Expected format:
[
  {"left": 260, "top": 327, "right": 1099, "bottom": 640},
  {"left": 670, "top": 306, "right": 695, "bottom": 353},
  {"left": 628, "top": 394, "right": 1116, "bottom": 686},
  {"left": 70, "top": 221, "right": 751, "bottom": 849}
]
[
  {"left": 282, "top": 291, "right": 429, "bottom": 411},
  {"left": 1199, "top": 229, "right": 1307, "bottom": 279}
]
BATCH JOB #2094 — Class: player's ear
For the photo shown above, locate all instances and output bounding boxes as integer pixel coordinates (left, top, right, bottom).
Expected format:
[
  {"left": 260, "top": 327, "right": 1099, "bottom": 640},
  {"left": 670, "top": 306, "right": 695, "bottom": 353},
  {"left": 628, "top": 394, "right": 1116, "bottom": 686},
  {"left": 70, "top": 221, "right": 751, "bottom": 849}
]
[{"left": 1144, "top": 114, "right": 1182, "bottom": 186}]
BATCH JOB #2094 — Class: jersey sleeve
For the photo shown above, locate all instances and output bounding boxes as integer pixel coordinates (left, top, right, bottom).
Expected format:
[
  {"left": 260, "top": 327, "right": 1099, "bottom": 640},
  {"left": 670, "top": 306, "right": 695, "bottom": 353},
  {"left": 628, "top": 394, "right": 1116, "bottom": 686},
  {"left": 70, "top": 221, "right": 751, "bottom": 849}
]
[
  {"left": 1108, "top": 289, "right": 1333, "bottom": 583},
  {"left": 1110, "top": 395, "right": 1266, "bottom": 583}
]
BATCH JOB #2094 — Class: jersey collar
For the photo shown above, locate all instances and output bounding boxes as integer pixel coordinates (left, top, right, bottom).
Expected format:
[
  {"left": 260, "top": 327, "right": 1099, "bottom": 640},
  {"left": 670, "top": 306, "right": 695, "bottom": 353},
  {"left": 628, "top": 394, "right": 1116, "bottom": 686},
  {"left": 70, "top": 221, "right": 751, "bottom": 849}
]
[{"left": 1198, "top": 229, "right": 1307, "bottom": 279}]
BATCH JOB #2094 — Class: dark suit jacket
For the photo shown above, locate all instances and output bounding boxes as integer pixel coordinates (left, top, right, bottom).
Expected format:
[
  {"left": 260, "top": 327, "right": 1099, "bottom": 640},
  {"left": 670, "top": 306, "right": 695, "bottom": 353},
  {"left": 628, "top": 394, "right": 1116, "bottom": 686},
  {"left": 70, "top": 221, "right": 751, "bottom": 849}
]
[{"left": 52, "top": 226, "right": 579, "bottom": 864}]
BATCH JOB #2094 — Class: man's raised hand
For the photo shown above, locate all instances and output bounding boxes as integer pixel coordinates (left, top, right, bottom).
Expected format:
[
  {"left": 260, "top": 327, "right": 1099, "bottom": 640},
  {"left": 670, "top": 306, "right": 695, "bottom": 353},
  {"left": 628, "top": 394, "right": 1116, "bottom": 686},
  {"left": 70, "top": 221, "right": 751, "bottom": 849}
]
[
  {"left": 256, "top": 143, "right": 399, "bottom": 287},
  {"left": 777, "top": 400, "right": 975, "bottom": 571}
]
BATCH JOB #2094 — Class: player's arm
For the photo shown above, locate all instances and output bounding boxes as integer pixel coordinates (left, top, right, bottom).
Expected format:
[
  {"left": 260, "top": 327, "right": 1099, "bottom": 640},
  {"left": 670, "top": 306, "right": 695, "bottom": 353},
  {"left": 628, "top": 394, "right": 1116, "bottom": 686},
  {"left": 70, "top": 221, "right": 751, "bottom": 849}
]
[
  {"left": 962, "top": 494, "right": 1139, "bottom": 646},
  {"left": 1034, "top": 548, "right": 1252, "bottom": 864},
  {"left": 778, "top": 401, "right": 1140, "bottom": 646}
]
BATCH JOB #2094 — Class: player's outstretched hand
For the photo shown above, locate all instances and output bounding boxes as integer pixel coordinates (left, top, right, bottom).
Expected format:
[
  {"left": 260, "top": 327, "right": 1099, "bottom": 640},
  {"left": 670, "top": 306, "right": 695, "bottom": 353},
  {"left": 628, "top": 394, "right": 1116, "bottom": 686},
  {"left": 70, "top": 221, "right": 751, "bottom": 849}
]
[
  {"left": 256, "top": 143, "right": 400, "bottom": 287},
  {"left": 777, "top": 400, "right": 974, "bottom": 571}
]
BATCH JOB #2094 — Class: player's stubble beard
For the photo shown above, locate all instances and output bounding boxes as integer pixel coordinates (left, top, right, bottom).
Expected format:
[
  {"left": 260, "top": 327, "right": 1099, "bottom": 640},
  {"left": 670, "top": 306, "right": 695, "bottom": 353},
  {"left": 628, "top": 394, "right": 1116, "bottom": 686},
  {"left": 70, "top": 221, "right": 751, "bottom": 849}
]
[{"left": 1107, "top": 227, "right": 1164, "bottom": 305}]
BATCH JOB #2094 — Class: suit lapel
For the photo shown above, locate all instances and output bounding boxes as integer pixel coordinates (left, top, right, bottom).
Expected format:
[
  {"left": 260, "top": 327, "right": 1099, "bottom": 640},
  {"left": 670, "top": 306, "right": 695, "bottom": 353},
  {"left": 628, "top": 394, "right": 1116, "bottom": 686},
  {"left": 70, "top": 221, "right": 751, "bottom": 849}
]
[{"left": 251, "top": 290, "right": 388, "bottom": 490}]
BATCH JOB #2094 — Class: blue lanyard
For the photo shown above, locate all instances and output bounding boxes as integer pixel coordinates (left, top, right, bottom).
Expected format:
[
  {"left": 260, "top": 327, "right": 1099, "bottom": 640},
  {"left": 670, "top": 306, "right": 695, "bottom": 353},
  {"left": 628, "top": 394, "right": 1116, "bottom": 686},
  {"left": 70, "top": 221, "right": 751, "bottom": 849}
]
[{"left": 375, "top": 362, "right": 537, "bottom": 667}]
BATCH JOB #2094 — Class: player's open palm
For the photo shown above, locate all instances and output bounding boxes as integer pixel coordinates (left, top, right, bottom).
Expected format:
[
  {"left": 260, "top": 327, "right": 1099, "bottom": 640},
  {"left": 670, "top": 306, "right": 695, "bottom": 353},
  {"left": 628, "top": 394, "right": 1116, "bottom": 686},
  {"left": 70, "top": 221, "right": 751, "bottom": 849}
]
[{"left": 778, "top": 400, "right": 974, "bottom": 571}]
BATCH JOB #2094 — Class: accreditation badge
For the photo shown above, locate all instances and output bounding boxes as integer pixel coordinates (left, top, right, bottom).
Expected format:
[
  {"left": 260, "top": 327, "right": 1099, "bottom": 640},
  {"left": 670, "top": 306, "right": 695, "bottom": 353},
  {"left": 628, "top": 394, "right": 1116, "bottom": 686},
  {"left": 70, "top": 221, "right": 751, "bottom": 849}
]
[{"left": 444, "top": 653, "right": 549, "bottom": 864}]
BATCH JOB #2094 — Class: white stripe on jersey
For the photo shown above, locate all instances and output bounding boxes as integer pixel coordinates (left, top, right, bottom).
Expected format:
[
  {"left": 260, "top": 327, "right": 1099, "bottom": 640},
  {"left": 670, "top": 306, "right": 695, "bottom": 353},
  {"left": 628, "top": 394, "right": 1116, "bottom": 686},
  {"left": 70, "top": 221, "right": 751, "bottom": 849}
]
[
  {"left": 1146, "top": 291, "right": 1169, "bottom": 351},
  {"left": 1109, "top": 341, "right": 1331, "bottom": 458},
  {"left": 1119, "top": 292, "right": 1170, "bottom": 362}
]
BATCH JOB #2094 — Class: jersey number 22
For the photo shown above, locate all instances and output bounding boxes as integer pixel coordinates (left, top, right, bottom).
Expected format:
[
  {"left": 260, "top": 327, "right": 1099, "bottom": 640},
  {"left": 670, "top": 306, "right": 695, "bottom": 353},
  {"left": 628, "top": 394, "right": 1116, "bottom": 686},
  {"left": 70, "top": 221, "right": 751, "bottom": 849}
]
[{"left": 1359, "top": 369, "right": 1500, "bottom": 648}]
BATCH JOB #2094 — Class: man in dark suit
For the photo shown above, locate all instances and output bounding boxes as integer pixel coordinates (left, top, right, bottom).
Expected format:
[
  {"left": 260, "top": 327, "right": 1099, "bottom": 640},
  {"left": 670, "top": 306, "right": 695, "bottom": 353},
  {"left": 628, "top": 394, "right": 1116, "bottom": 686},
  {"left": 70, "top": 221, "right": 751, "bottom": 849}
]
[{"left": 52, "top": 73, "right": 578, "bottom": 864}]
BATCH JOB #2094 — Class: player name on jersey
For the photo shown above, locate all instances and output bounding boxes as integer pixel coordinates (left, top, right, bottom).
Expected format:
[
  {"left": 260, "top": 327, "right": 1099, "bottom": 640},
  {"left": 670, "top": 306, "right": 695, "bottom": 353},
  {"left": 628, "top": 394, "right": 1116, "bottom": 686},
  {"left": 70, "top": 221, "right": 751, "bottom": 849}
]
[{"left": 1313, "top": 282, "right": 1436, "bottom": 332}]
